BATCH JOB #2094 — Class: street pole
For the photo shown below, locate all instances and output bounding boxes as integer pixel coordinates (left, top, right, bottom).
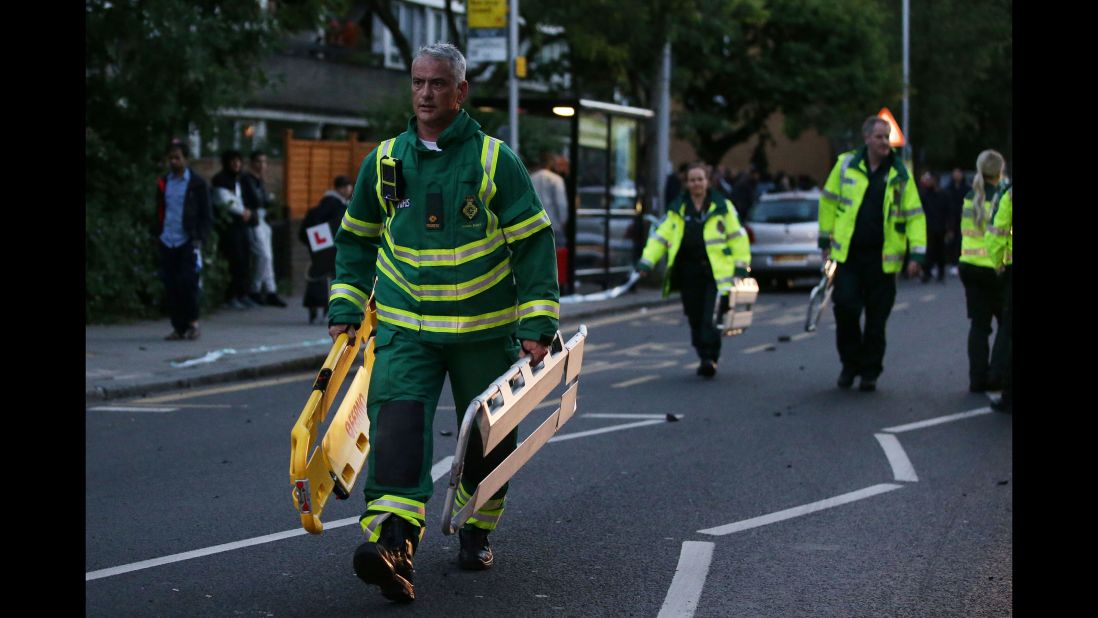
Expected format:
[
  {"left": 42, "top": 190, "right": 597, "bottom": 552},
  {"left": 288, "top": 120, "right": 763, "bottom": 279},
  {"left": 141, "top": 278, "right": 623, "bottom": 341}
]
[
  {"left": 656, "top": 41, "right": 671, "bottom": 214},
  {"left": 509, "top": 0, "right": 519, "bottom": 155},
  {"left": 902, "top": 0, "right": 910, "bottom": 162}
]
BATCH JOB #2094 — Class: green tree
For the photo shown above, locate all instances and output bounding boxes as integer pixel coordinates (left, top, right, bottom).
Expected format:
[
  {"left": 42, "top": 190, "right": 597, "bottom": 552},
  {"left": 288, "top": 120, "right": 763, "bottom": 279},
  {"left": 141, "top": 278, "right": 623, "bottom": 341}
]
[
  {"left": 884, "top": 0, "right": 1012, "bottom": 171},
  {"left": 85, "top": 0, "right": 335, "bottom": 323},
  {"left": 674, "top": 0, "right": 895, "bottom": 166}
]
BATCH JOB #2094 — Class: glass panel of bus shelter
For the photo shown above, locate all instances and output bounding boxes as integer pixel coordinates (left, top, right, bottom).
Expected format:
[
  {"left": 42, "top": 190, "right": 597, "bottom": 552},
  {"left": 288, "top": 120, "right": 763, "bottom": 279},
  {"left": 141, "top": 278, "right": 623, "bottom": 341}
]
[
  {"left": 608, "top": 117, "right": 640, "bottom": 272},
  {"left": 574, "top": 111, "right": 610, "bottom": 284}
]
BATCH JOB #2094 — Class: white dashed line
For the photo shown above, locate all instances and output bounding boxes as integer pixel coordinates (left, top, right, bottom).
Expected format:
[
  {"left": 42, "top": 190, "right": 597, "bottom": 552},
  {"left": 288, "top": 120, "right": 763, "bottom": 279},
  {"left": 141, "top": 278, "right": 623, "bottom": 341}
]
[
  {"left": 657, "top": 541, "right": 715, "bottom": 618},
  {"left": 697, "top": 483, "right": 903, "bottom": 536},
  {"left": 881, "top": 407, "right": 992, "bottom": 434},
  {"left": 612, "top": 375, "right": 658, "bottom": 388},
  {"left": 874, "top": 433, "right": 919, "bottom": 482}
]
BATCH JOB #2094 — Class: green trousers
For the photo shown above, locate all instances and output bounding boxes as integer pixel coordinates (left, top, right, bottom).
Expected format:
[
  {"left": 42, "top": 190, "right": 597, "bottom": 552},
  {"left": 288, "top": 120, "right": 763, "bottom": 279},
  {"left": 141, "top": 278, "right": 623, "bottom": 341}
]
[{"left": 361, "top": 323, "right": 520, "bottom": 530}]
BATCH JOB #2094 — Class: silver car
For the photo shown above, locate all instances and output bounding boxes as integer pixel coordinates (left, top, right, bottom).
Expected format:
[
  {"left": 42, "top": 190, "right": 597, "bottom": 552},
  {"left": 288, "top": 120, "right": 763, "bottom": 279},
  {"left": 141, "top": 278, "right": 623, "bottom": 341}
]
[{"left": 744, "top": 190, "right": 823, "bottom": 284}]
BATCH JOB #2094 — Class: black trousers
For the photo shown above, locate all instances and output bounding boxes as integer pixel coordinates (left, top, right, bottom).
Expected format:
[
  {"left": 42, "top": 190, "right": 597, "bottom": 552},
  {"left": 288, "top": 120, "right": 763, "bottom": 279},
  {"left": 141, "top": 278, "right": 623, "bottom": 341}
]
[
  {"left": 832, "top": 252, "right": 896, "bottom": 379},
  {"left": 677, "top": 265, "right": 721, "bottom": 363},
  {"left": 959, "top": 263, "right": 1008, "bottom": 387},
  {"left": 924, "top": 231, "right": 947, "bottom": 280},
  {"left": 160, "top": 240, "right": 201, "bottom": 334},
  {"left": 1000, "top": 266, "right": 1012, "bottom": 407},
  {"left": 224, "top": 223, "right": 252, "bottom": 299}
]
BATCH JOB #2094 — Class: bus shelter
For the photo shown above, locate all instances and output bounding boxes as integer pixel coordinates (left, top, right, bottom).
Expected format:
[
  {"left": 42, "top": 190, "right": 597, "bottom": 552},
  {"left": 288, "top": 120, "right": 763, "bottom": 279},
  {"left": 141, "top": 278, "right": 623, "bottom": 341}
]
[{"left": 471, "top": 97, "right": 654, "bottom": 295}]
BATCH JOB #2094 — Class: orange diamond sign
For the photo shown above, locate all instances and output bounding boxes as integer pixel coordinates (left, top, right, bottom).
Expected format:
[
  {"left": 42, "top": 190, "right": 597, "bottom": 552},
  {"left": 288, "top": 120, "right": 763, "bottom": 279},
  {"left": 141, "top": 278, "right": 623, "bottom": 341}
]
[{"left": 877, "top": 107, "right": 905, "bottom": 147}]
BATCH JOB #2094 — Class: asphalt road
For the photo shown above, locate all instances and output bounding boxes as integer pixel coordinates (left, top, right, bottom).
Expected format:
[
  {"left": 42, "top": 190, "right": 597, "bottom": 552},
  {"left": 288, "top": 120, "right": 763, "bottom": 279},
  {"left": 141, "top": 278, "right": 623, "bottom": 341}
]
[{"left": 85, "top": 277, "right": 1012, "bottom": 617}]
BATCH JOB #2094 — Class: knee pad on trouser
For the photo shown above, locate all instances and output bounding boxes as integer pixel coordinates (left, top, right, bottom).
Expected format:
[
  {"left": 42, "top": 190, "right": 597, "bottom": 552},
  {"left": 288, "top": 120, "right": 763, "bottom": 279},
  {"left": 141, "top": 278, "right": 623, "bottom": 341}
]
[{"left": 370, "top": 400, "right": 426, "bottom": 488}]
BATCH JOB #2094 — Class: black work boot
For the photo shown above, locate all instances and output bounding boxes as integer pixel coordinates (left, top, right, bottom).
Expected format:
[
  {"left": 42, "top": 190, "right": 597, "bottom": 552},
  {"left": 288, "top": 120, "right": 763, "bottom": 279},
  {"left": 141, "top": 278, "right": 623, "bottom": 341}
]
[
  {"left": 837, "top": 368, "right": 857, "bottom": 389},
  {"left": 458, "top": 525, "right": 494, "bottom": 570},
  {"left": 353, "top": 515, "right": 419, "bottom": 603}
]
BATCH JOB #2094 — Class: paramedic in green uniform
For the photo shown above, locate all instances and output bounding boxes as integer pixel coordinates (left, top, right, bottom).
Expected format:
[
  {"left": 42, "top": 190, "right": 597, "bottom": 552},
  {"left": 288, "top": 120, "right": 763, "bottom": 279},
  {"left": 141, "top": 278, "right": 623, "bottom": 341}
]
[{"left": 327, "top": 43, "right": 559, "bottom": 603}]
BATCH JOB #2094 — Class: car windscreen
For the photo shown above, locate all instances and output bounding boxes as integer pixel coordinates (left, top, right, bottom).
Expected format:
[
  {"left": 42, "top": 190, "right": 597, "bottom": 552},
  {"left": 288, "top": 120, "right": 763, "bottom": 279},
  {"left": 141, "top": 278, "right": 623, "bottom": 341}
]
[{"left": 747, "top": 199, "right": 818, "bottom": 224}]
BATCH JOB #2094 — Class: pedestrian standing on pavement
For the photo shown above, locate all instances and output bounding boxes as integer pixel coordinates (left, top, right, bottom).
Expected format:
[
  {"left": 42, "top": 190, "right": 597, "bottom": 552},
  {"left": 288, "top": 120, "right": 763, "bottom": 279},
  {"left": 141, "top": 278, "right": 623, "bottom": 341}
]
[
  {"left": 944, "top": 167, "right": 970, "bottom": 274},
  {"left": 917, "top": 171, "right": 949, "bottom": 283},
  {"left": 327, "top": 42, "right": 559, "bottom": 603},
  {"left": 818, "top": 116, "right": 926, "bottom": 392},
  {"left": 530, "top": 150, "right": 568, "bottom": 249},
  {"left": 299, "top": 175, "right": 352, "bottom": 323},
  {"left": 637, "top": 163, "right": 751, "bottom": 378},
  {"left": 242, "top": 150, "right": 288, "bottom": 308},
  {"left": 211, "top": 150, "right": 258, "bottom": 310},
  {"left": 154, "top": 140, "right": 212, "bottom": 341},
  {"left": 986, "top": 184, "right": 1012, "bottom": 412},
  {"left": 958, "top": 150, "right": 1010, "bottom": 393}
]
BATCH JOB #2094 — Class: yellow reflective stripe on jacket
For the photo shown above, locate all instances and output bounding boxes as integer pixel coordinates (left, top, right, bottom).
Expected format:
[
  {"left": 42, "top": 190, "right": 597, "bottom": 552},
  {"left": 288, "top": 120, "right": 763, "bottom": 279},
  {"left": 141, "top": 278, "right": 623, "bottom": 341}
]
[
  {"left": 987, "top": 225, "right": 1009, "bottom": 236},
  {"left": 341, "top": 211, "right": 382, "bottom": 237},
  {"left": 383, "top": 226, "right": 506, "bottom": 267},
  {"left": 883, "top": 254, "right": 904, "bottom": 262},
  {"left": 330, "top": 283, "right": 368, "bottom": 311},
  {"left": 502, "top": 210, "right": 552, "bottom": 243},
  {"left": 376, "top": 302, "right": 519, "bottom": 334},
  {"left": 479, "top": 137, "right": 503, "bottom": 207},
  {"left": 962, "top": 248, "right": 988, "bottom": 257},
  {"left": 373, "top": 139, "right": 397, "bottom": 206},
  {"left": 377, "top": 250, "right": 512, "bottom": 302},
  {"left": 518, "top": 299, "right": 560, "bottom": 320},
  {"left": 900, "top": 206, "right": 924, "bottom": 218}
]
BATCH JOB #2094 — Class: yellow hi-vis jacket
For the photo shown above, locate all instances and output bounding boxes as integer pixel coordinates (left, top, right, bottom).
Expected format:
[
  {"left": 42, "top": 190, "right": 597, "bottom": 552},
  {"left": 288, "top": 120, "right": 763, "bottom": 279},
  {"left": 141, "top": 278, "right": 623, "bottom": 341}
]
[
  {"left": 637, "top": 189, "right": 751, "bottom": 297},
  {"left": 986, "top": 185, "right": 1012, "bottom": 267},
  {"left": 818, "top": 147, "right": 926, "bottom": 272},
  {"left": 960, "top": 181, "right": 1009, "bottom": 268}
]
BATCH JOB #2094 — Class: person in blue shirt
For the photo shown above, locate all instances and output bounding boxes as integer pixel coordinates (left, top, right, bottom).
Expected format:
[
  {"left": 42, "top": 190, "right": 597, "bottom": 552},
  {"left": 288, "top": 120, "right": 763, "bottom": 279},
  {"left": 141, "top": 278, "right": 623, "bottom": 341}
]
[{"left": 154, "top": 141, "right": 212, "bottom": 340}]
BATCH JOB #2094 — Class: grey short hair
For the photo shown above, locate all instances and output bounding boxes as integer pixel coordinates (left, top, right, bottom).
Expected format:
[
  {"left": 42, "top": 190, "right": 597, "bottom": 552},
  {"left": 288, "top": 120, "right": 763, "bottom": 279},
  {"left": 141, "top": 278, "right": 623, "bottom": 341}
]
[
  {"left": 862, "top": 115, "right": 889, "bottom": 138},
  {"left": 412, "top": 43, "right": 467, "bottom": 84}
]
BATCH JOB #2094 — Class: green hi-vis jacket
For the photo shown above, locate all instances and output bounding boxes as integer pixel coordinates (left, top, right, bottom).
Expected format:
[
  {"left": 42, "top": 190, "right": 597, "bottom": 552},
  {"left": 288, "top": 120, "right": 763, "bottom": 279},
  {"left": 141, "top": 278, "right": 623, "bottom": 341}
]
[
  {"left": 960, "top": 181, "right": 1010, "bottom": 269},
  {"left": 329, "top": 110, "right": 559, "bottom": 344},
  {"left": 986, "top": 185, "right": 1012, "bottom": 267},
  {"left": 818, "top": 147, "right": 926, "bottom": 273},
  {"left": 637, "top": 190, "right": 751, "bottom": 297}
]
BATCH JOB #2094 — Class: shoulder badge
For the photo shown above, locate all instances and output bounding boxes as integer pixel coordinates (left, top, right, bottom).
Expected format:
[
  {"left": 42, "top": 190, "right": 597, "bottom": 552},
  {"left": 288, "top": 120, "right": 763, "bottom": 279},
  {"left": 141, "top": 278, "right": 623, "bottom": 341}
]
[{"left": 462, "top": 196, "right": 478, "bottom": 220}]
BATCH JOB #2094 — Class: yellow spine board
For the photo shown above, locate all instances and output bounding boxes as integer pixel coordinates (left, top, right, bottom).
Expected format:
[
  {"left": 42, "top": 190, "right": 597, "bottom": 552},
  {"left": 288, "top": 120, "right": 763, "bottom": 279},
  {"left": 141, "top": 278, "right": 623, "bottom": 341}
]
[{"left": 290, "top": 307, "right": 378, "bottom": 534}]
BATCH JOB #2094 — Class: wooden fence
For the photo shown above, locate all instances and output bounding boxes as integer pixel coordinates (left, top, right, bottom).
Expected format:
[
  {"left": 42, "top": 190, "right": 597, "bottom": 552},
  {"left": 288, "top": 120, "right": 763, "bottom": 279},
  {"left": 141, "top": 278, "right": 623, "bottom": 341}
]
[{"left": 283, "top": 130, "right": 377, "bottom": 219}]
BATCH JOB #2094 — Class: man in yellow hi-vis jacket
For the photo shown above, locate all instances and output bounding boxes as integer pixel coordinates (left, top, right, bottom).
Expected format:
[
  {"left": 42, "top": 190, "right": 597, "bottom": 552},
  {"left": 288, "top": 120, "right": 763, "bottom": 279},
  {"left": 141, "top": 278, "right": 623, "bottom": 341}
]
[
  {"left": 328, "top": 43, "right": 559, "bottom": 603},
  {"left": 818, "top": 117, "right": 925, "bottom": 392}
]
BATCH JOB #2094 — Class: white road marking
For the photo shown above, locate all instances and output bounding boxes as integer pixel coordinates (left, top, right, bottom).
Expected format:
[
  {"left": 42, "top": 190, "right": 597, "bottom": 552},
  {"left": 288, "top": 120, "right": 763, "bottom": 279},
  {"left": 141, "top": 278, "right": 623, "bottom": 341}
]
[
  {"left": 743, "top": 343, "right": 776, "bottom": 354},
  {"left": 136, "top": 372, "right": 315, "bottom": 403},
  {"left": 697, "top": 483, "right": 903, "bottom": 536},
  {"left": 549, "top": 418, "right": 670, "bottom": 443},
  {"left": 893, "top": 302, "right": 910, "bottom": 311},
  {"left": 87, "top": 413, "right": 681, "bottom": 581},
  {"left": 874, "top": 433, "right": 919, "bottom": 482},
  {"left": 657, "top": 541, "right": 715, "bottom": 618},
  {"left": 881, "top": 407, "right": 992, "bottom": 434},
  {"left": 563, "top": 304, "right": 679, "bottom": 330},
  {"left": 86, "top": 456, "right": 456, "bottom": 582},
  {"left": 87, "top": 406, "right": 178, "bottom": 413},
  {"left": 919, "top": 294, "right": 937, "bottom": 302},
  {"left": 612, "top": 375, "right": 658, "bottom": 388},
  {"left": 791, "top": 332, "right": 816, "bottom": 341},
  {"left": 584, "top": 413, "right": 679, "bottom": 420}
]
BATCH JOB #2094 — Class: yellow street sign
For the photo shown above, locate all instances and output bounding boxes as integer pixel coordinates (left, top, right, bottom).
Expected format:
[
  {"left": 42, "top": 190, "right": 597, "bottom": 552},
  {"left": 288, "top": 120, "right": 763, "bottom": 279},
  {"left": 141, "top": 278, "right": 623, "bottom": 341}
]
[
  {"left": 468, "top": 0, "right": 507, "bottom": 29},
  {"left": 515, "top": 55, "right": 527, "bottom": 78}
]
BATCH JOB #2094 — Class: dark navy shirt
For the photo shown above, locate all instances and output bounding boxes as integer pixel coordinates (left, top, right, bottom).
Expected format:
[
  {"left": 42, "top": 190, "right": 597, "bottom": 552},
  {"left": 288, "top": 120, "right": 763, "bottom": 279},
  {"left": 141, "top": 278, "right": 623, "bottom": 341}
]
[{"left": 850, "top": 154, "right": 891, "bottom": 253}]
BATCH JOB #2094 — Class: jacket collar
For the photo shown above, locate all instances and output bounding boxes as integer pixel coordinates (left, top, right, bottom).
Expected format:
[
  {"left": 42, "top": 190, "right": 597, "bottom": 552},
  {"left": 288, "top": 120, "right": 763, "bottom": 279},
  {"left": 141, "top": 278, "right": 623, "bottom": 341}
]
[
  {"left": 405, "top": 109, "right": 482, "bottom": 150},
  {"left": 849, "top": 146, "right": 909, "bottom": 183},
  {"left": 673, "top": 189, "right": 727, "bottom": 217}
]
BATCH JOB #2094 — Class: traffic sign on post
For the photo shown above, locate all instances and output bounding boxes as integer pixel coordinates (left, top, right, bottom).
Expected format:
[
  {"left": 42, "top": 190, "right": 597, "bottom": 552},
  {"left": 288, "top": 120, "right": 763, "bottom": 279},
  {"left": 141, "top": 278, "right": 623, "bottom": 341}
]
[{"left": 877, "top": 107, "right": 906, "bottom": 147}]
